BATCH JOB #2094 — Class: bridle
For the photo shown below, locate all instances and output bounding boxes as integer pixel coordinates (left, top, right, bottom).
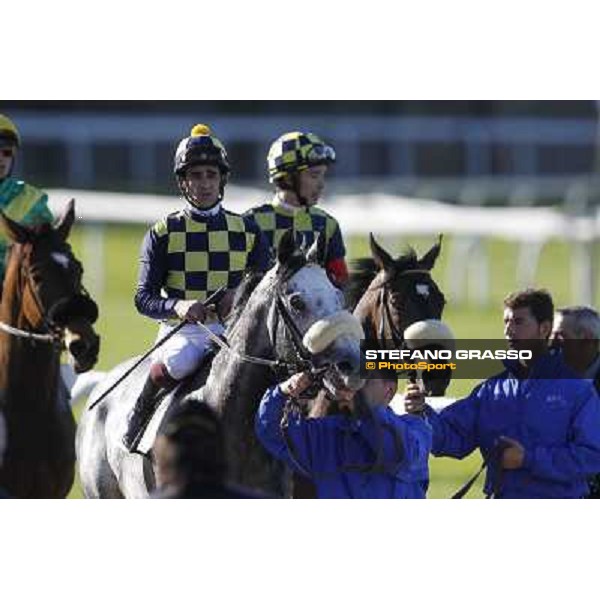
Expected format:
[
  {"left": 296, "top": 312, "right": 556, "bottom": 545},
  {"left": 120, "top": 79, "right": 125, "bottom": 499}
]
[
  {"left": 91, "top": 267, "right": 334, "bottom": 411},
  {"left": 377, "top": 269, "right": 432, "bottom": 350},
  {"left": 193, "top": 267, "right": 332, "bottom": 380},
  {"left": 0, "top": 243, "right": 94, "bottom": 348},
  {"left": 276, "top": 267, "right": 409, "bottom": 483},
  {"left": 278, "top": 268, "right": 438, "bottom": 485}
]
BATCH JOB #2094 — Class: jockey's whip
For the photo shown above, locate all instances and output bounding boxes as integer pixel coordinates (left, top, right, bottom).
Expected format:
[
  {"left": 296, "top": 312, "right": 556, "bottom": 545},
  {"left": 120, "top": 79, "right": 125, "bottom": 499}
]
[{"left": 87, "top": 286, "right": 227, "bottom": 411}]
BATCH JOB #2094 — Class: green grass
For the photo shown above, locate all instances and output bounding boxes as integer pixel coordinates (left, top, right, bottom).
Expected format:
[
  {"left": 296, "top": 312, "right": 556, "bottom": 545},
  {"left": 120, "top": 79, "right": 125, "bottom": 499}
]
[{"left": 65, "top": 226, "right": 590, "bottom": 499}]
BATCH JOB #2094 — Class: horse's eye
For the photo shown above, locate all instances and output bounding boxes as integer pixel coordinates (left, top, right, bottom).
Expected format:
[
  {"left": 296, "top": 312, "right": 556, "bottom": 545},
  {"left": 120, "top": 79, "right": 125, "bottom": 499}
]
[{"left": 289, "top": 294, "right": 306, "bottom": 312}]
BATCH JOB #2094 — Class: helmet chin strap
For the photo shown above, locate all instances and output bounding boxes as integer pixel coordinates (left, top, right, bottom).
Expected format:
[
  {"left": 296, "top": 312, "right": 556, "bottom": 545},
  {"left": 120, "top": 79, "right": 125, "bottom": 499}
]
[
  {"left": 178, "top": 175, "right": 225, "bottom": 210},
  {"left": 290, "top": 173, "right": 310, "bottom": 209}
]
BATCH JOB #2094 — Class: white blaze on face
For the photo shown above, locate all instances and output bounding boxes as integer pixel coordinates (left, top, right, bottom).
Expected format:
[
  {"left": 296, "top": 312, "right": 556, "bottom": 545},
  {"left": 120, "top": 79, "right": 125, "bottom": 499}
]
[
  {"left": 286, "top": 265, "right": 361, "bottom": 384},
  {"left": 416, "top": 283, "right": 430, "bottom": 298},
  {"left": 51, "top": 252, "right": 70, "bottom": 270},
  {"left": 285, "top": 264, "right": 344, "bottom": 325}
]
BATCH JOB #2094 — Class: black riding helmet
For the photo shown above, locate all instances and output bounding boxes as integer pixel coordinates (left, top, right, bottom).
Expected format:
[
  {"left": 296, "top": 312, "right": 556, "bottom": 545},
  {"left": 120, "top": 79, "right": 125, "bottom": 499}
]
[{"left": 173, "top": 124, "right": 230, "bottom": 205}]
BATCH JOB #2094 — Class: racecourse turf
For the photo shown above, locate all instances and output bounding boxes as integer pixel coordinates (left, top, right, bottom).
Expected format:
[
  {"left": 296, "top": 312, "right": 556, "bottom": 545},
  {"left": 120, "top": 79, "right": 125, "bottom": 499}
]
[{"left": 66, "top": 223, "right": 587, "bottom": 499}]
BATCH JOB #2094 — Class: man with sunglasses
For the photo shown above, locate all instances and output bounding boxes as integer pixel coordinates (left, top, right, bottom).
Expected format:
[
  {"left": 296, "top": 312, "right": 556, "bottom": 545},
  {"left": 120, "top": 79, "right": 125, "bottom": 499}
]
[
  {"left": 0, "top": 114, "right": 54, "bottom": 285},
  {"left": 244, "top": 131, "right": 349, "bottom": 288}
]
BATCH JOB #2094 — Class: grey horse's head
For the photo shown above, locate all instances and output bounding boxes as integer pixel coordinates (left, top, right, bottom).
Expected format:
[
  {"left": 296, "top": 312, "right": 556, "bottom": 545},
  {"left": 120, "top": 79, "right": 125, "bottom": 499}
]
[{"left": 262, "top": 230, "right": 363, "bottom": 390}]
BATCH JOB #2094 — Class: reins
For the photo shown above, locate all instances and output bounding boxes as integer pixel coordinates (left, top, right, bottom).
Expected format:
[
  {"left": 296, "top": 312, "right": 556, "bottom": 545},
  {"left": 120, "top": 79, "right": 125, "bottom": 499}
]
[
  {"left": 0, "top": 246, "right": 63, "bottom": 346},
  {"left": 451, "top": 440, "right": 506, "bottom": 499},
  {"left": 89, "top": 278, "right": 326, "bottom": 410},
  {"left": 0, "top": 321, "right": 58, "bottom": 343}
]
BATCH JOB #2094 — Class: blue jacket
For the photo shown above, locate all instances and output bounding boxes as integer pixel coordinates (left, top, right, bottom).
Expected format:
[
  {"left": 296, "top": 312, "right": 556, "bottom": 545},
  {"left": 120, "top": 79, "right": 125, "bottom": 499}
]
[
  {"left": 255, "top": 385, "right": 432, "bottom": 499},
  {"left": 427, "top": 352, "right": 600, "bottom": 498}
]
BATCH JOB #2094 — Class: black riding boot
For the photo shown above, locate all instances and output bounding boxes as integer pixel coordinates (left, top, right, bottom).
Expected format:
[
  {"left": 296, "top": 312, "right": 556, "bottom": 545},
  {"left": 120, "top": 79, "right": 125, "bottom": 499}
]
[{"left": 122, "top": 376, "right": 164, "bottom": 452}]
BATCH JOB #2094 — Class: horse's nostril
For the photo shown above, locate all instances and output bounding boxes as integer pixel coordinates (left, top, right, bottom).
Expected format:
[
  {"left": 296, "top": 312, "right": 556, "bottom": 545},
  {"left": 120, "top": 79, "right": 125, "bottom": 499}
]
[
  {"left": 337, "top": 361, "right": 353, "bottom": 374},
  {"left": 69, "top": 340, "right": 86, "bottom": 357}
]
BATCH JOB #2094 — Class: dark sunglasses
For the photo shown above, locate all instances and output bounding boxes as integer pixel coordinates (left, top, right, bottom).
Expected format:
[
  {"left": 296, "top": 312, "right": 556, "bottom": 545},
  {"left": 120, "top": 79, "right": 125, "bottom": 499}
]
[{"left": 0, "top": 148, "right": 15, "bottom": 158}]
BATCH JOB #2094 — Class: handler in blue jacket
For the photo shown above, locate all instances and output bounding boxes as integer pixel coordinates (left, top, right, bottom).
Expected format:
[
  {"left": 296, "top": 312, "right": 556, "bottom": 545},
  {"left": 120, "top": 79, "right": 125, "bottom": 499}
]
[
  {"left": 405, "top": 288, "right": 600, "bottom": 498},
  {"left": 255, "top": 372, "right": 432, "bottom": 498}
]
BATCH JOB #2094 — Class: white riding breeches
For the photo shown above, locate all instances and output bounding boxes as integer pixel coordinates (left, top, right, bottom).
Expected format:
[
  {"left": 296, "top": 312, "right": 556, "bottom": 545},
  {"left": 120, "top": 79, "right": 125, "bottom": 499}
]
[{"left": 153, "top": 322, "right": 225, "bottom": 381}]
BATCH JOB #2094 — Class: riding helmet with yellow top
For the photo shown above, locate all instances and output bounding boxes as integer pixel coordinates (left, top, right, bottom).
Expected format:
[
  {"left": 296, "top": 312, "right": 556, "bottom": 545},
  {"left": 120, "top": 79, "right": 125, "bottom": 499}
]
[
  {"left": 0, "top": 114, "right": 21, "bottom": 148},
  {"left": 174, "top": 123, "right": 230, "bottom": 178}
]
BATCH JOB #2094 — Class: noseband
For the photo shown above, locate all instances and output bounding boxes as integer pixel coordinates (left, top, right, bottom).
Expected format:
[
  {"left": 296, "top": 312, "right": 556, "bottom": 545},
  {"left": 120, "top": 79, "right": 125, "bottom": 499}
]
[{"left": 0, "top": 244, "right": 96, "bottom": 346}]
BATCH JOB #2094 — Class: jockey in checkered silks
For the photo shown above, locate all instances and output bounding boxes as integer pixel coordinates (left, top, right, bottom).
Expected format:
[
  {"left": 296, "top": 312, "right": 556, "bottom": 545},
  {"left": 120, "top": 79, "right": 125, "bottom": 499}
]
[
  {"left": 123, "top": 124, "right": 270, "bottom": 451},
  {"left": 244, "top": 131, "right": 349, "bottom": 289}
]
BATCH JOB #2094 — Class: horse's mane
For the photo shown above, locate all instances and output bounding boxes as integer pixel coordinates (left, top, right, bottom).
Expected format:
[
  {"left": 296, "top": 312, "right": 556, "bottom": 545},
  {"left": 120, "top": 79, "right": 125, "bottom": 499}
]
[
  {"left": 345, "top": 258, "right": 378, "bottom": 310},
  {"left": 227, "top": 253, "right": 310, "bottom": 327},
  {"left": 345, "top": 247, "right": 420, "bottom": 310},
  {"left": 226, "top": 270, "right": 265, "bottom": 327}
]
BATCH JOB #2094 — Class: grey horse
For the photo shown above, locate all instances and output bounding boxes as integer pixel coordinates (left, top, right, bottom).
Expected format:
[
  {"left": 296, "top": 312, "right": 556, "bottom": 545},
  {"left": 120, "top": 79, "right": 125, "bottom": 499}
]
[{"left": 77, "top": 232, "right": 363, "bottom": 498}]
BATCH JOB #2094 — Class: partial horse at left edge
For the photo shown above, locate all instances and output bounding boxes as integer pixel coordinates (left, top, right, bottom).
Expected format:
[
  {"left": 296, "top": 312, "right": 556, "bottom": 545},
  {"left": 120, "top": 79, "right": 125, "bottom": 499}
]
[{"left": 0, "top": 200, "right": 100, "bottom": 498}]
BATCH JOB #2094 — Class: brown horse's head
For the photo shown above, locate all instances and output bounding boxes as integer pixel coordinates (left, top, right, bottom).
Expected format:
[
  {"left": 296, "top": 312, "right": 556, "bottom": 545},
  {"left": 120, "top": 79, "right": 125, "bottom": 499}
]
[
  {"left": 0, "top": 200, "right": 100, "bottom": 372},
  {"left": 351, "top": 234, "right": 446, "bottom": 344}
]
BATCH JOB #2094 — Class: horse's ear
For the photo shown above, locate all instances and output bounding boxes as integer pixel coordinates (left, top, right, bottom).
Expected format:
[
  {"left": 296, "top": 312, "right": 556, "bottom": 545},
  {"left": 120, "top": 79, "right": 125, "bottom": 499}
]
[
  {"left": 419, "top": 234, "right": 443, "bottom": 271},
  {"left": 0, "top": 210, "right": 31, "bottom": 244},
  {"left": 55, "top": 199, "right": 75, "bottom": 242},
  {"left": 369, "top": 233, "right": 394, "bottom": 272},
  {"left": 306, "top": 232, "right": 326, "bottom": 265},
  {"left": 277, "top": 229, "right": 297, "bottom": 266}
]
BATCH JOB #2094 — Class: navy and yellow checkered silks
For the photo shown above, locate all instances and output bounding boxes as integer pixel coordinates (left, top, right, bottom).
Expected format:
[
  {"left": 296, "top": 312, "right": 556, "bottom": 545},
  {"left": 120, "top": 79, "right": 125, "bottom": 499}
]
[
  {"left": 153, "top": 210, "right": 259, "bottom": 302},
  {"left": 267, "top": 131, "right": 331, "bottom": 182},
  {"left": 244, "top": 203, "right": 341, "bottom": 264}
]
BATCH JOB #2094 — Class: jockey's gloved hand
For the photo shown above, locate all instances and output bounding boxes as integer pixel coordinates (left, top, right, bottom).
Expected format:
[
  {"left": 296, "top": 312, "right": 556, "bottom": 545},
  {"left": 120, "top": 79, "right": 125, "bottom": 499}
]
[{"left": 174, "top": 299, "right": 207, "bottom": 323}]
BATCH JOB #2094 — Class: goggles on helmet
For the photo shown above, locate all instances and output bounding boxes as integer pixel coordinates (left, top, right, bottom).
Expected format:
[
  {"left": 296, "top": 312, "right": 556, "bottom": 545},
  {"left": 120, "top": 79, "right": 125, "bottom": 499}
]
[{"left": 306, "top": 143, "right": 336, "bottom": 165}]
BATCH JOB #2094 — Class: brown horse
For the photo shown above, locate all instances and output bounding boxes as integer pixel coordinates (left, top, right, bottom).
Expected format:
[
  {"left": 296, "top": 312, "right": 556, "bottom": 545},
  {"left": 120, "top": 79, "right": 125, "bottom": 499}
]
[
  {"left": 349, "top": 234, "right": 446, "bottom": 345},
  {"left": 0, "top": 200, "right": 100, "bottom": 498}
]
